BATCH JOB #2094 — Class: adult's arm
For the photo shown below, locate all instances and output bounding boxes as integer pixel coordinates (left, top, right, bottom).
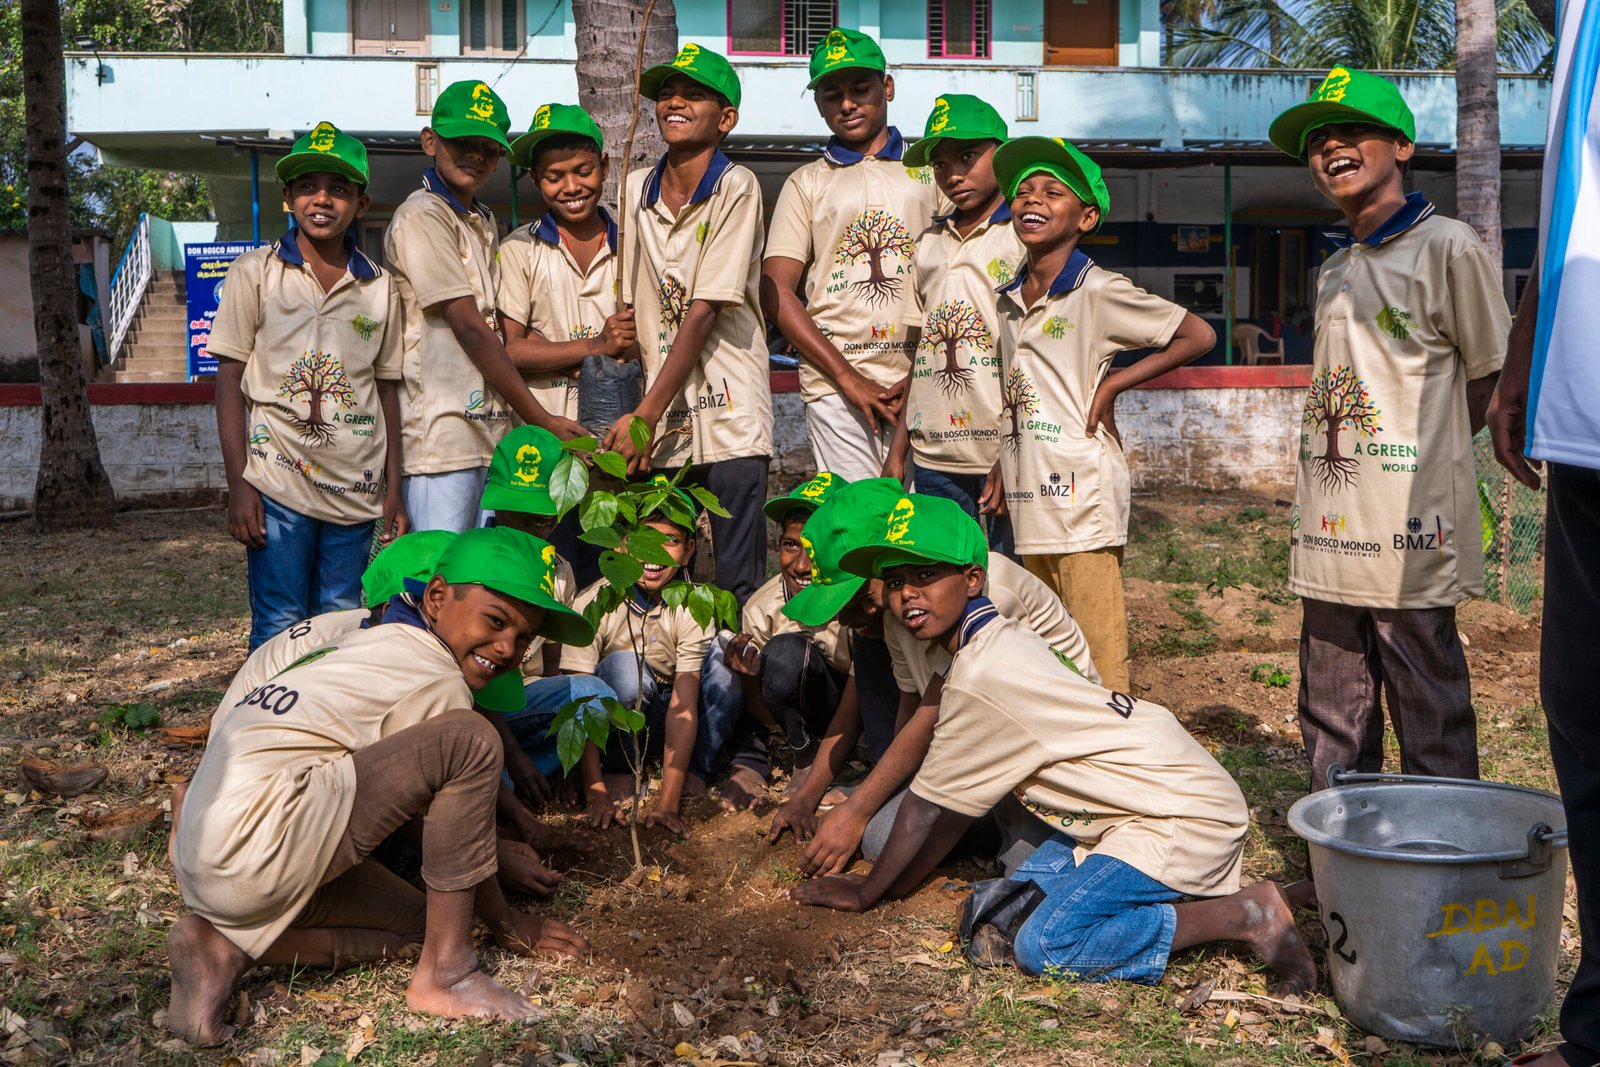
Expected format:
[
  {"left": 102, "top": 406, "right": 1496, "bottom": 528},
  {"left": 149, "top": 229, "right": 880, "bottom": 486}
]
[{"left": 1489, "top": 271, "right": 1544, "bottom": 489}]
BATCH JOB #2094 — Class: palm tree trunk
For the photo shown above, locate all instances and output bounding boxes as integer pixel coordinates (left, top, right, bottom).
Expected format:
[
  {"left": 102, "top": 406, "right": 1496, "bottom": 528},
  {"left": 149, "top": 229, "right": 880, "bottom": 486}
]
[
  {"left": 1455, "top": 0, "right": 1503, "bottom": 273},
  {"left": 21, "top": 0, "right": 116, "bottom": 530},
  {"left": 571, "top": 0, "right": 679, "bottom": 207}
]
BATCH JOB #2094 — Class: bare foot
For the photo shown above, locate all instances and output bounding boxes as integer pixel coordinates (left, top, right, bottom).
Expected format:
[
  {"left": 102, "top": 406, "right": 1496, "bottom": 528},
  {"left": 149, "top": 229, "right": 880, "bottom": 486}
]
[
  {"left": 682, "top": 772, "right": 708, "bottom": 797},
  {"left": 604, "top": 772, "right": 635, "bottom": 807},
  {"left": 167, "top": 782, "right": 189, "bottom": 867},
  {"left": 1235, "top": 882, "right": 1317, "bottom": 995},
  {"left": 406, "top": 966, "right": 540, "bottom": 1022},
  {"left": 819, "top": 787, "right": 850, "bottom": 808},
  {"left": 1283, "top": 879, "right": 1317, "bottom": 911},
  {"left": 719, "top": 765, "right": 767, "bottom": 812},
  {"left": 166, "top": 915, "right": 250, "bottom": 1045}
]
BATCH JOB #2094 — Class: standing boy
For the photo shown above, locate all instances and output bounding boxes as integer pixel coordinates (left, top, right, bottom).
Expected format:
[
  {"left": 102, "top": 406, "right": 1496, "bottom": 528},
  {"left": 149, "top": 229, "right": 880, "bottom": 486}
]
[
  {"left": 386, "top": 80, "right": 583, "bottom": 535},
  {"left": 886, "top": 95, "right": 1021, "bottom": 554},
  {"left": 605, "top": 45, "right": 773, "bottom": 605},
  {"left": 762, "top": 28, "right": 942, "bottom": 482},
  {"left": 1268, "top": 70, "right": 1507, "bottom": 787},
  {"left": 984, "top": 137, "right": 1215, "bottom": 692},
  {"left": 212, "top": 122, "right": 406, "bottom": 651}
]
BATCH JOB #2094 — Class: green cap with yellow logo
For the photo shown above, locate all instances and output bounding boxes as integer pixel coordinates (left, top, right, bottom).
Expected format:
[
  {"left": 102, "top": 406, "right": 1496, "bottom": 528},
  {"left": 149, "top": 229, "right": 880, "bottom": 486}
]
[
  {"left": 510, "top": 102, "right": 605, "bottom": 168},
  {"left": 839, "top": 493, "right": 988, "bottom": 578},
  {"left": 434, "top": 526, "right": 595, "bottom": 647},
  {"left": 482, "top": 425, "right": 564, "bottom": 516},
  {"left": 992, "top": 136, "right": 1110, "bottom": 230},
  {"left": 903, "top": 95, "right": 1008, "bottom": 168},
  {"left": 640, "top": 43, "right": 742, "bottom": 109},
  {"left": 362, "top": 529, "right": 457, "bottom": 607},
  {"left": 782, "top": 478, "right": 904, "bottom": 627},
  {"left": 276, "top": 122, "right": 370, "bottom": 186},
  {"left": 430, "top": 80, "right": 514, "bottom": 150},
  {"left": 1268, "top": 68, "right": 1416, "bottom": 161},
  {"left": 808, "top": 27, "right": 886, "bottom": 90},
  {"left": 763, "top": 471, "right": 848, "bottom": 525}
]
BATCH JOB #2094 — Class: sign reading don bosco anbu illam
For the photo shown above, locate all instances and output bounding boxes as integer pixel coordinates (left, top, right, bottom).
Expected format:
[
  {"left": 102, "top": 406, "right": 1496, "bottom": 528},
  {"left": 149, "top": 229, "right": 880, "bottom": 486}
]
[{"left": 185, "top": 242, "right": 256, "bottom": 379}]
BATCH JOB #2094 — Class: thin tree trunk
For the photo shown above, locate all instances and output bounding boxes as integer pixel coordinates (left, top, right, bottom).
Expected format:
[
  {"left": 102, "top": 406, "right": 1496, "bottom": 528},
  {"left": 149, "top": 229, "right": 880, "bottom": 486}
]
[
  {"left": 22, "top": 0, "right": 116, "bottom": 530},
  {"left": 1455, "top": 0, "right": 1503, "bottom": 273},
  {"left": 571, "top": 0, "right": 679, "bottom": 208}
]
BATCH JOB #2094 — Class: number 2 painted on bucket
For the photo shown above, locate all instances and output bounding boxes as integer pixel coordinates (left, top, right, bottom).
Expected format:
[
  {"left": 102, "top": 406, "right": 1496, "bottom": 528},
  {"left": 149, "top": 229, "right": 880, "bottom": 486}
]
[{"left": 1328, "top": 911, "right": 1358, "bottom": 964}]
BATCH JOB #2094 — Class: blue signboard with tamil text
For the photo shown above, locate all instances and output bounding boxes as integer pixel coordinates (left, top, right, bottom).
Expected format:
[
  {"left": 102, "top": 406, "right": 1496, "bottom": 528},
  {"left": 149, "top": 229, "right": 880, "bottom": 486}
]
[{"left": 184, "top": 242, "right": 256, "bottom": 379}]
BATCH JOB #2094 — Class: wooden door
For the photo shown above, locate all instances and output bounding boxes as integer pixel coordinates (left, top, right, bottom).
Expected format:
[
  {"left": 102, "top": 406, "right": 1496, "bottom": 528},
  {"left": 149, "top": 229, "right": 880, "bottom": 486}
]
[
  {"left": 351, "top": 0, "right": 427, "bottom": 55},
  {"left": 1044, "top": 0, "right": 1118, "bottom": 65}
]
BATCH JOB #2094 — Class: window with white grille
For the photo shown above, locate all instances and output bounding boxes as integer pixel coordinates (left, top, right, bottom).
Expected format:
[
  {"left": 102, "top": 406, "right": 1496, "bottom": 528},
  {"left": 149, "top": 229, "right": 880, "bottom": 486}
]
[
  {"left": 730, "top": 0, "right": 838, "bottom": 56},
  {"left": 929, "top": 0, "right": 991, "bottom": 58}
]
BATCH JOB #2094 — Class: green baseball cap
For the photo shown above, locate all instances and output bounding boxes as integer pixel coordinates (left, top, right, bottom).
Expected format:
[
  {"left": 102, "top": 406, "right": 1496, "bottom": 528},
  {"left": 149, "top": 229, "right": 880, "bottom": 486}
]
[
  {"left": 276, "top": 122, "right": 369, "bottom": 186},
  {"left": 782, "top": 478, "right": 905, "bottom": 627},
  {"left": 434, "top": 526, "right": 595, "bottom": 647},
  {"left": 641, "top": 43, "right": 742, "bottom": 109},
  {"left": 1268, "top": 67, "right": 1417, "bottom": 161},
  {"left": 482, "top": 425, "right": 564, "bottom": 516},
  {"left": 510, "top": 102, "right": 605, "bottom": 169},
  {"left": 430, "top": 80, "right": 513, "bottom": 150},
  {"left": 808, "top": 27, "right": 886, "bottom": 90},
  {"left": 903, "top": 95, "right": 1008, "bottom": 168},
  {"left": 992, "top": 136, "right": 1110, "bottom": 230},
  {"left": 839, "top": 493, "right": 988, "bottom": 578},
  {"left": 362, "top": 529, "right": 458, "bottom": 606},
  {"left": 762, "top": 471, "right": 848, "bottom": 525}
]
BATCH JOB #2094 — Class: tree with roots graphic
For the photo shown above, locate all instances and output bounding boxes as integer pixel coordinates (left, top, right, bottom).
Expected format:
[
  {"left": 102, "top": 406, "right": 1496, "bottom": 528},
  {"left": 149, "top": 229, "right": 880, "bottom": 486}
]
[
  {"left": 1302, "top": 364, "right": 1383, "bottom": 490},
  {"left": 1000, "top": 367, "right": 1040, "bottom": 452},
  {"left": 276, "top": 351, "right": 355, "bottom": 446},
  {"left": 920, "top": 300, "right": 992, "bottom": 393},
  {"left": 658, "top": 275, "right": 688, "bottom": 330},
  {"left": 834, "top": 209, "right": 915, "bottom": 307}
]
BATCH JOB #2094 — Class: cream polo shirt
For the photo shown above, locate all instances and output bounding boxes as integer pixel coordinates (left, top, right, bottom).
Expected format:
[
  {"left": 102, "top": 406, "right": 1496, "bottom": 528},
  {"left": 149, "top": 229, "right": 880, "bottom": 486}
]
[
  {"left": 765, "top": 130, "right": 942, "bottom": 402},
  {"left": 742, "top": 572, "right": 852, "bottom": 674},
  {"left": 217, "top": 607, "right": 370, "bottom": 719},
  {"left": 496, "top": 209, "right": 620, "bottom": 422},
  {"left": 173, "top": 622, "right": 477, "bottom": 957},
  {"left": 520, "top": 553, "right": 577, "bottom": 681},
  {"left": 902, "top": 205, "right": 1025, "bottom": 474},
  {"left": 207, "top": 235, "right": 401, "bottom": 524},
  {"left": 385, "top": 170, "right": 509, "bottom": 476},
  {"left": 996, "top": 252, "right": 1186, "bottom": 554},
  {"left": 1289, "top": 197, "right": 1508, "bottom": 608},
  {"left": 621, "top": 152, "right": 773, "bottom": 470},
  {"left": 560, "top": 579, "right": 714, "bottom": 682},
  {"left": 883, "top": 551, "right": 1098, "bottom": 696},
  {"left": 912, "top": 606, "right": 1247, "bottom": 898}
]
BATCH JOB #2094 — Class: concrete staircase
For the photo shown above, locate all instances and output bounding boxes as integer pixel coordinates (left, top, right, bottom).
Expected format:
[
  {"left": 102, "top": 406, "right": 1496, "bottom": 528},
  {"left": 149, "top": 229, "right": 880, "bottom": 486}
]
[{"left": 109, "top": 271, "right": 192, "bottom": 382}]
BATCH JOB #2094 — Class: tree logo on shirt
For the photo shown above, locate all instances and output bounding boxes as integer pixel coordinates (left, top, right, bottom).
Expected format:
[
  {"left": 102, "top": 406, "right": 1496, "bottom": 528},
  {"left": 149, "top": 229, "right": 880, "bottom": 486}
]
[
  {"left": 920, "top": 300, "right": 992, "bottom": 393},
  {"left": 986, "top": 257, "right": 1017, "bottom": 285},
  {"left": 1376, "top": 306, "right": 1415, "bottom": 340},
  {"left": 1043, "top": 315, "right": 1074, "bottom": 339},
  {"left": 885, "top": 497, "right": 916, "bottom": 543},
  {"left": 1000, "top": 367, "right": 1040, "bottom": 453},
  {"left": 1302, "top": 364, "right": 1384, "bottom": 491},
  {"left": 513, "top": 443, "right": 543, "bottom": 486},
  {"left": 350, "top": 314, "right": 378, "bottom": 341},
  {"left": 658, "top": 274, "right": 688, "bottom": 329},
  {"left": 276, "top": 350, "right": 356, "bottom": 446},
  {"left": 834, "top": 209, "right": 915, "bottom": 308}
]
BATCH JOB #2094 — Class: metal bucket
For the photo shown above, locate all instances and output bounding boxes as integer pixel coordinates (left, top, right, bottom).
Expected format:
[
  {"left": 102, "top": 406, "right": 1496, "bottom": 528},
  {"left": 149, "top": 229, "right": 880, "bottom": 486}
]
[{"left": 1288, "top": 768, "right": 1569, "bottom": 1047}]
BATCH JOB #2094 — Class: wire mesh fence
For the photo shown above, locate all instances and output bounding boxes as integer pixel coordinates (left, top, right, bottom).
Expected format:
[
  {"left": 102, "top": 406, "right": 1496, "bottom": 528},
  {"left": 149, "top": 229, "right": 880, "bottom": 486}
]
[{"left": 1472, "top": 429, "right": 1545, "bottom": 615}]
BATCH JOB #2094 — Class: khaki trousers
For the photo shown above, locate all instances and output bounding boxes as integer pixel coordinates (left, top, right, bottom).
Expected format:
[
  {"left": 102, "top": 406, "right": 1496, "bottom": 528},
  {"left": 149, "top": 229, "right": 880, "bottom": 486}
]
[{"left": 1023, "top": 548, "right": 1129, "bottom": 694}]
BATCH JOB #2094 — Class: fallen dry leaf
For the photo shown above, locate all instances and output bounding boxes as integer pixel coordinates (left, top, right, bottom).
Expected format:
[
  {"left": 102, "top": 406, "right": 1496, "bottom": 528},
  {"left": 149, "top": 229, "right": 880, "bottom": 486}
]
[
  {"left": 344, "top": 1013, "right": 375, "bottom": 1060},
  {"left": 1180, "top": 977, "right": 1218, "bottom": 1013},
  {"left": 19, "top": 758, "right": 106, "bottom": 798},
  {"left": 155, "top": 722, "right": 210, "bottom": 748},
  {"left": 82, "top": 804, "right": 165, "bottom": 846}
]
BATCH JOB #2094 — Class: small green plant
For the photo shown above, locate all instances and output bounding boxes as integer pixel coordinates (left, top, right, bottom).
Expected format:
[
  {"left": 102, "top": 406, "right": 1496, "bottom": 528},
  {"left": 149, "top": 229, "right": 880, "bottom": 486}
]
[
  {"left": 1249, "top": 662, "right": 1292, "bottom": 688},
  {"left": 1237, "top": 505, "right": 1269, "bottom": 523},
  {"left": 95, "top": 702, "right": 160, "bottom": 734}
]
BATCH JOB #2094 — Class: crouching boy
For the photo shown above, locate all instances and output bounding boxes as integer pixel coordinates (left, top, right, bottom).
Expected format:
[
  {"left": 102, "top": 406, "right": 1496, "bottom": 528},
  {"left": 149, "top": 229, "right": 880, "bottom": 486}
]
[
  {"left": 167, "top": 526, "right": 594, "bottom": 1044},
  {"left": 792, "top": 506, "right": 1316, "bottom": 994}
]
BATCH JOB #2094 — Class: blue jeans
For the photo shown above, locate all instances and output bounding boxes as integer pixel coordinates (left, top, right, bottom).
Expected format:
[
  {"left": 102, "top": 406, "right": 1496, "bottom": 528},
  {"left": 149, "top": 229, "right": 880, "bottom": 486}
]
[
  {"left": 246, "top": 493, "right": 373, "bottom": 651},
  {"left": 912, "top": 462, "right": 1016, "bottom": 560},
  {"left": 593, "top": 644, "right": 747, "bottom": 784},
  {"left": 402, "top": 467, "right": 489, "bottom": 532},
  {"left": 1011, "top": 838, "right": 1181, "bottom": 984},
  {"left": 499, "top": 673, "right": 618, "bottom": 780}
]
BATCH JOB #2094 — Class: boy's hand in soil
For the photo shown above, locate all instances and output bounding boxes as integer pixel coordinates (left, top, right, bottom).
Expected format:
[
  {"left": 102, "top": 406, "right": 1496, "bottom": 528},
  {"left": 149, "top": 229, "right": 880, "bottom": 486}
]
[
  {"left": 492, "top": 911, "right": 590, "bottom": 959},
  {"left": 767, "top": 799, "right": 820, "bottom": 844},
  {"left": 496, "top": 840, "right": 562, "bottom": 898},
  {"left": 506, "top": 750, "right": 554, "bottom": 808},
  {"left": 643, "top": 806, "right": 687, "bottom": 837},
  {"left": 790, "top": 871, "right": 868, "bottom": 912},
  {"left": 801, "top": 802, "right": 869, "bottom": 877},
  {"left": 519, "top": 819, "right": 595, "bottom": 857},
  {"left": 586, "top": 792, "right": 624, "bottom": 829}
]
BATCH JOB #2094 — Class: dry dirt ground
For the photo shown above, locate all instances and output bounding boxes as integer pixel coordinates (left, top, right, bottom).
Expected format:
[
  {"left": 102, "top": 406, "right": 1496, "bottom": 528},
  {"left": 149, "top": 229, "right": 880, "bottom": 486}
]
[{"left": 0, "top": 491, "right": 1572, "bottom": 1066}]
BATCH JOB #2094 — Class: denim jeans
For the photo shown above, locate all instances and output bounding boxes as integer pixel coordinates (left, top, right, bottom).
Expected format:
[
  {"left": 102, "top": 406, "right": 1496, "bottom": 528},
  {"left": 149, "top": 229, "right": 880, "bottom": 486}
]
[
  {"left": 499, "top": 673, "right": 618, "bottom": 780},
  {"left": 760, "top": 632, "right": 845, "bottom": 751},
  {"left": 593, "top": 643, "right": 747, "bottom": 784},
  {"left": 1011, "top": 837, "right": 1181, "bottom": 984},
  {"left": 246, "top": 493, "right": 373, "bottom": 651},
  {"left": 911, "top": 462, "right": 1016, "bottom": 560},
  {"left": 402, "top": 467, "right": 489, "bottom": 533}
]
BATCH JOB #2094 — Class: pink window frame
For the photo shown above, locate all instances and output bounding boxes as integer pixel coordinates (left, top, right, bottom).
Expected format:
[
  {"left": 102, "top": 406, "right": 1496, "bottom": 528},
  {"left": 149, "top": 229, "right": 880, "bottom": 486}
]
[
  {"left": 928, "top": 0, "right": 990, "bottom": 59},
  {"left": 727, "top": 0, "right": 790, "bottom": 56}
]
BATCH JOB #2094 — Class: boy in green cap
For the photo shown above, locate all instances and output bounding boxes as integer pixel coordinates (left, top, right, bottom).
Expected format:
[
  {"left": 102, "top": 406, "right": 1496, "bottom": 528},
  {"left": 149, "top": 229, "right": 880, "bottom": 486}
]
[
  {"left": 790, "top": 504, "right": 1316, "bottom": 998},
  {"left": 386, "top": 80, "right": 584, "bottom": 536},
  {"left": 603, "top": 44, "right": 774, "bottom": 606},
  {"left": 762, "top": 27, "right": 942, "bottom": 483},
  {"left": 1268, "top": 69, "right": 1508, "bottom": 789},
  {"left": 211, "top": 121, "right": 406, "bottom": 652},
  {"left": 886, "top": 95, "right": 1022, "bottom": 556},
  {"left": 981, "top": 136, "right": 1214, "bottom": 694},
  {"left": 167, "top": 526, "right": 595, "bottom": 1045}
]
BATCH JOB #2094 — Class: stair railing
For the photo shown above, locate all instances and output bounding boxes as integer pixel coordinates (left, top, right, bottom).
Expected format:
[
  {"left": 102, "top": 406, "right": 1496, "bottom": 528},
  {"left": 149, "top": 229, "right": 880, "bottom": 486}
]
[{"left": 107, "top": 212, "right": 153, "bottom": 362}]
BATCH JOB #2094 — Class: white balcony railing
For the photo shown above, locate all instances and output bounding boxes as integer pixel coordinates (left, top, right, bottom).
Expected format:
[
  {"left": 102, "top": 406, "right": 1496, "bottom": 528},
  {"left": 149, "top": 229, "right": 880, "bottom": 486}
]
[{"left": 106, "top": 212, "right": 152, "bottom": 362}]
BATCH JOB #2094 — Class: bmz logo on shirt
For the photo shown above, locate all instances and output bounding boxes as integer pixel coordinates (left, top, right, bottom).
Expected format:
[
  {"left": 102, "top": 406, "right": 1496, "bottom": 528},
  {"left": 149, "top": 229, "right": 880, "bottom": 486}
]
[
  {"left": 1395, "top": 514, "right": 1446, "bottom": 553},
  {"left": 885, "top": 497, "right": 915, "bottom": 543},
  {"left": 1041, "top": 470, "right": 1076, "bottom": 501}
]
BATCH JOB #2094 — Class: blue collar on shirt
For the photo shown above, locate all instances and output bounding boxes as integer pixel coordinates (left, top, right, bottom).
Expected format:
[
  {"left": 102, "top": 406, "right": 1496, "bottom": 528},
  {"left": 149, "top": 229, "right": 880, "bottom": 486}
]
[
  {"left": 997, "top": 248, "right": 1096, "bottom": 298},
  {"left": 422, "top": 167, "right": 494, "bottom": 222},
  {"left": 933, "top": 202, "right": 1012, "bottom": 228},
  {"left": 382, "top": 591, "right": 429, "bottom": 630},
  {"left": 532, "top": 205, "right": 619, "bottom": 249},
  {"left": 955, "top": 596, "right": 1000, "bottom": 652},
  {"left": 1324, "top": 192, "right": 1435, "bottom": 249},
  {"left": 822, "top": 126, "right": 906, "bottom": 166},
  {"left": 642, "top": 150, "right": 735, "bottom": 209},
  {"left": 272, "top": 227, "right": 380, "bottom": 280}
]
